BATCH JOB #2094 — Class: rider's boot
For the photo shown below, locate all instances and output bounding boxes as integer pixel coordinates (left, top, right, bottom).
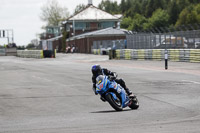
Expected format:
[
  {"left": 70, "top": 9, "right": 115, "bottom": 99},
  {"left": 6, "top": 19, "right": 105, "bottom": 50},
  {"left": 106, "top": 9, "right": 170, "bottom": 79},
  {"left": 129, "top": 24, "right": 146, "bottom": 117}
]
[
  {"left": 125, "top": 88, "right": 136, "bottom": 98},
  {"left": 100, "top": 96, "right": 106, "bottom": 102}
]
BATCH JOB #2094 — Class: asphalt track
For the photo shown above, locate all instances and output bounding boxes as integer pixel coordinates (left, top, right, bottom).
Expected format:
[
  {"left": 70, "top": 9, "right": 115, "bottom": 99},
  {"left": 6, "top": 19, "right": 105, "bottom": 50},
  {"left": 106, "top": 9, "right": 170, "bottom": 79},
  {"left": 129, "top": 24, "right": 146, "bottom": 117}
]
[{"left": 0, "top": 54, "right": 200, "bottom": 133}]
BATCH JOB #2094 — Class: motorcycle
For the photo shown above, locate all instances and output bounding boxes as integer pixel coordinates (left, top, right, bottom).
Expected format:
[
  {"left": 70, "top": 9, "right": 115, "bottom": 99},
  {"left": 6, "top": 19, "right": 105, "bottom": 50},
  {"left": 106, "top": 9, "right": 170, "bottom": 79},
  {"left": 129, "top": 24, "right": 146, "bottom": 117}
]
[{"left": 95, "top": 75, "right": 139, "bottom": 111}]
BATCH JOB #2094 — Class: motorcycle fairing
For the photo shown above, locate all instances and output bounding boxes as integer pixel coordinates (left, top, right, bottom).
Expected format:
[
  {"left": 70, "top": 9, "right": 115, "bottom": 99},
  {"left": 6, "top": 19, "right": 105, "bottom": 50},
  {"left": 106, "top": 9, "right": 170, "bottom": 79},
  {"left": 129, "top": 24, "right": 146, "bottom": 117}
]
[
  {"left": 96, "top": 75, "right": 130, "bottom": 108},
  {"left": 108, "top": 80, "right": 130, "bottom": 108}
]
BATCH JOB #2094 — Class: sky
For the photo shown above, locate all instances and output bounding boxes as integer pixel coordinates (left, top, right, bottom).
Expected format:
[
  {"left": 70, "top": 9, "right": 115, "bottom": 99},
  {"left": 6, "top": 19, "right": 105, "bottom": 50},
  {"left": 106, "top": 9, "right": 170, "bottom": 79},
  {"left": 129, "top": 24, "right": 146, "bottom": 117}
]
[{"left": 0, "top": 0, "right": 121, "bottom": 46}]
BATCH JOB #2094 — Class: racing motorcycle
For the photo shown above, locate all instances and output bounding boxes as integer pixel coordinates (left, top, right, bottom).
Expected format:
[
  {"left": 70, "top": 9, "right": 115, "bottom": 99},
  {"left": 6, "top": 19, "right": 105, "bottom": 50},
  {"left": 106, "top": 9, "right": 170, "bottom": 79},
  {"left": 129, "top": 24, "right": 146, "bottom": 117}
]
[{"left": 95, "top": 75, "right": 139, "bottom": 111}]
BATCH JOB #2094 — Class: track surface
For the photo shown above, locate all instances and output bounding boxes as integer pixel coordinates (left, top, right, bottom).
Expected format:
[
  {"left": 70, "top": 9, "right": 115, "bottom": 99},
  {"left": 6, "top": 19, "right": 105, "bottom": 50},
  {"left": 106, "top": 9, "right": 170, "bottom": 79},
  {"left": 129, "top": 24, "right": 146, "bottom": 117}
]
[{"left": 0, "top": 54, "right": 200, "bottom": 133}]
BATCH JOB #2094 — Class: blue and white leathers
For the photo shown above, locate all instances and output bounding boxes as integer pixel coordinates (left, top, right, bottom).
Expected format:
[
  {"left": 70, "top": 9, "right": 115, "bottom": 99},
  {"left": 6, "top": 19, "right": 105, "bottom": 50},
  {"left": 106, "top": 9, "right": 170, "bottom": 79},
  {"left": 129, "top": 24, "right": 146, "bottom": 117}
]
[{"left": 96, "top": 75, "right": 130, "bottom": 108}]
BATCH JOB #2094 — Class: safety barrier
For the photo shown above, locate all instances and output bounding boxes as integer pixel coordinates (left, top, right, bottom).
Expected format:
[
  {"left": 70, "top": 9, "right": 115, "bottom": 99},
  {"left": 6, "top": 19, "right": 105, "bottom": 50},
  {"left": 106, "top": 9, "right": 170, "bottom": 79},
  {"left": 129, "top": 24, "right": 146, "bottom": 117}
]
[
  {"left": 92, "top": 49, "right": 200, "bottom": 63},
  {"left": 6, "top": 48, "right": 17, "bottom": 56},
  {"left": 17, "top": 50, "right": 44, "bottom": 58},
  {"left": 190, "top": 49, "right": 200, "bottom": 63},
  {"left": 152, "top": 49, "right": 163, "bottom": 61},
  {"left": 92, "top": 49, "right": 101, "bottom": 55},
  {"left": 0, "top": 48, "right": 17, "bottom": 56},
  {"left": 0, "top": 48, "right": 6, "bottom": 56}
]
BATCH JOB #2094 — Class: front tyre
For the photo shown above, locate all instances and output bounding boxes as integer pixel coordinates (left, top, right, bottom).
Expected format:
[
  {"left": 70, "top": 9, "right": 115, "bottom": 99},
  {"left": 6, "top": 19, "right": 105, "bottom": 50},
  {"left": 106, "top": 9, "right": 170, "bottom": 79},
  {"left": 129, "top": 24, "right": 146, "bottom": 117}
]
[{"left": 105, "top": 93, "right": 123, "bottom": 111}]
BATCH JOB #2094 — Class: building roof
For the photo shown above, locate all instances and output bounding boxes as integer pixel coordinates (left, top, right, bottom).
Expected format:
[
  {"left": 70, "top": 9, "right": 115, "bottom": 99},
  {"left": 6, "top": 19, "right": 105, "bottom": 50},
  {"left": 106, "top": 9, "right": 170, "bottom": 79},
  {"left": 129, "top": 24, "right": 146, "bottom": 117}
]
[
  {"left": 46, "top": 35, "right": 63, "bottom": 41},
  {"left": 67, "top": 5, "right": 121, "bottom": 21},
  {"left": 67, "top": 27, "right": 127, "bottom": 41}
]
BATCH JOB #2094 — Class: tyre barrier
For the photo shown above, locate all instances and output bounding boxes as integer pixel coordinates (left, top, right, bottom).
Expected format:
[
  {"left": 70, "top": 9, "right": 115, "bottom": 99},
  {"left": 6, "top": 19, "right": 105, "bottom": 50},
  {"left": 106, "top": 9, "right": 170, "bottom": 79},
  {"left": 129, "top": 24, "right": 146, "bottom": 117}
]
[
  {"left": 92, "top": 49, "right": 200, "bottom": 63},
  {"left": 115, "top": 49, "right": 121, "bottom": 59},
  {"left": 17, "top": 50, "right": 44, "bottom": 58},
  {"left": 92, "top": 49, "right": 101, "bottom": 55},
  {"left": 169, "top": 49, "right": 180, "bottom": 62},
  {"left": 152, "top": 49, "right": 163, "bottom": 61},
  {"left": 190, "top": 49, "right": 200, "bottom": 63},
  {"left": 43, "top": 50, "right": 55, "bottom": 58}
]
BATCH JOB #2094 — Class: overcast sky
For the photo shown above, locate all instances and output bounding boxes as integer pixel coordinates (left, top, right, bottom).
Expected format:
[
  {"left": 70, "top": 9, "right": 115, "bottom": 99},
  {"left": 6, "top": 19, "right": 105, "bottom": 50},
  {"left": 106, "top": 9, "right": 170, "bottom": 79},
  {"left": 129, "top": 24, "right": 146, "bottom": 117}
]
[{"left": 0, "top": 0, "right": 121, "bottom": 46}]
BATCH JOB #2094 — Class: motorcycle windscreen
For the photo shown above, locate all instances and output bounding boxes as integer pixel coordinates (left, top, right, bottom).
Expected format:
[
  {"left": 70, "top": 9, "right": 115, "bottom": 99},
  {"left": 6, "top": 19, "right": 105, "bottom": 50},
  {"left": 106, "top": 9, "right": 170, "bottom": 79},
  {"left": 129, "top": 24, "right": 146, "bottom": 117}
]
[{"left": 96, "top": 75, "right": 109, "bottom": 95}]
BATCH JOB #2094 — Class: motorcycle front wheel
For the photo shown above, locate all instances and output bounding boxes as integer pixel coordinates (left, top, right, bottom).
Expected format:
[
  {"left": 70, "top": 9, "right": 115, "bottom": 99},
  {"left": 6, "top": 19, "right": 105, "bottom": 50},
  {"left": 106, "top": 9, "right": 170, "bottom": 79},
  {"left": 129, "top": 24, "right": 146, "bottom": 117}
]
[
  {"left": 105, "top": 93, "right": 123, "bottom": 111},
  {"left": 129, "top": 96, "right": 139, "bottom": 110}
]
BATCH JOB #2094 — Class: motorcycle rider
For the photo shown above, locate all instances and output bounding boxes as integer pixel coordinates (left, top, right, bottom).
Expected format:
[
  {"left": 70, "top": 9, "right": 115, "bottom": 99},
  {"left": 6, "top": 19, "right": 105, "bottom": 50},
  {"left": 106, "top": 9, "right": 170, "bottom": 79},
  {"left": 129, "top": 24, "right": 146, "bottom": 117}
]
[{"left": 91, "top": 64, "right": 135, "bottom": 98}]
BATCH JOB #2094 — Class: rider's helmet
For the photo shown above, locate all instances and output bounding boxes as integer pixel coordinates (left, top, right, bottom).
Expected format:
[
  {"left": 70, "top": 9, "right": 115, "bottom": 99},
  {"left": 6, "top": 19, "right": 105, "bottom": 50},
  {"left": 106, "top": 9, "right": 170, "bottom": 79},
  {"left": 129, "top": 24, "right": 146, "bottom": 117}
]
[{"left": 91, "top": 64, "right": 102, "bottom": 76}]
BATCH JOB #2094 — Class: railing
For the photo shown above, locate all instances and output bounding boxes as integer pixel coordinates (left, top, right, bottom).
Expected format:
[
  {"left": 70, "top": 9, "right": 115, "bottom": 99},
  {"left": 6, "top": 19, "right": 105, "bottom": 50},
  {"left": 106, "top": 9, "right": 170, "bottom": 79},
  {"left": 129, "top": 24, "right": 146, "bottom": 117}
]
[{"left": 125, "top": 25, "right": 200, "bottom": 49}]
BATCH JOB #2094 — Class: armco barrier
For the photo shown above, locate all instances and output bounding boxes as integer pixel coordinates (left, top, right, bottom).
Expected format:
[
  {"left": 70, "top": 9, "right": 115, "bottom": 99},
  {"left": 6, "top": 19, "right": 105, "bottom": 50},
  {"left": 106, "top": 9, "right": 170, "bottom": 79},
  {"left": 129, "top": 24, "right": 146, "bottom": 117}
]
[
  {"left": 93, "top": 49, "right": 200, "bottom": 63},
  {"left": 17, "top": 50, "right": 44, "bottom": 58}
]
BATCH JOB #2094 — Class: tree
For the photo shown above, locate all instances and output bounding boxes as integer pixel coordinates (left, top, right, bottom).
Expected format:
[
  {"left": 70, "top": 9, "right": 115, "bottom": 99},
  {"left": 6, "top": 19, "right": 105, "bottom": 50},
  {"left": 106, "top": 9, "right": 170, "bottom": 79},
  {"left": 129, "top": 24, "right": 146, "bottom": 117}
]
[
  {"left": 176, "top": 4, "right": 200, "bottom": 26},
  {"left": 120, "top": 0, "right": 126, "bottom": 14},
  {"left": 132, "top": 14, "right": 148, "bottom": 31},
  {"left": 145, "top": 0, "right": 156, "bottom": 17},
  {"left": 26, "top": 43, "right": 35, "bottom": 50},
  {"left": 144, "top": 9, "right": 170, "bottom": 30},
  {"left": 188, "top": 0, "right": 200, "bottom": 4},
  {"left": 177, "top": 0, "right": 190, "bottom": 12},
  {"left": 168, "top": 0, "right": 179, "bottom": 24},
  {"left": 40, "top": 0, "right": 70, "bottom": 26},
  {"left": 73, "top": 4, "right": 87, "bottom": 15},
  {"left": 98, "top": 0, "right": 120, "bottom": 14},
  {"left": 120, "top": 17, "right": 133, "bottom": 30},
  {"left": 125, "top": 1, "right": 141, "bottom": 18},
  {"left": 17, "top": 45, "right": 25, "bottom": 50},
  {"left": 61, "top": 31, "right": 69, "bottom": 52}
]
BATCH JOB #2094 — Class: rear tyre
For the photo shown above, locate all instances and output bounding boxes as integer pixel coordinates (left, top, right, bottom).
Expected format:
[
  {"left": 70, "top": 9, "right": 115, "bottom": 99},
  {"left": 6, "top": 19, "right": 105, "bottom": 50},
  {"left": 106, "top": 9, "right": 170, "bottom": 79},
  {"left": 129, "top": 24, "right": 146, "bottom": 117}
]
[
  {"left": 129, "top": 97, "right": 139, "bottom": 110},
  {"left": 105, "top": 93, "right": 123, "bottom": 111}
]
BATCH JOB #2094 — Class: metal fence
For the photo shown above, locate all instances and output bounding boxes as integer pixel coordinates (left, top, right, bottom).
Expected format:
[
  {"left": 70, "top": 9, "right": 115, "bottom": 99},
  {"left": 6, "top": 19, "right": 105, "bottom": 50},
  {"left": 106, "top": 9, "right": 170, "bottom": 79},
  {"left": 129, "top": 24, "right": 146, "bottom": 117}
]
[
  {"left": 92, "top": 39, "right": 126, "bottom": 50},
  {"left": 126, "top": 27, "right": 200, "bottom": 49}
]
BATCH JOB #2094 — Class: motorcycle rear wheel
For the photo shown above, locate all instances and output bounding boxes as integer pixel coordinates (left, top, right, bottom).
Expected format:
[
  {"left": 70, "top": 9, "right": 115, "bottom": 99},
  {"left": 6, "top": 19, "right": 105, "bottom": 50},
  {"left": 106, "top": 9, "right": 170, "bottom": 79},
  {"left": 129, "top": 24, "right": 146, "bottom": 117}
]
[{"left": 105, "top": 93, "right": 123, "bottom": 111}]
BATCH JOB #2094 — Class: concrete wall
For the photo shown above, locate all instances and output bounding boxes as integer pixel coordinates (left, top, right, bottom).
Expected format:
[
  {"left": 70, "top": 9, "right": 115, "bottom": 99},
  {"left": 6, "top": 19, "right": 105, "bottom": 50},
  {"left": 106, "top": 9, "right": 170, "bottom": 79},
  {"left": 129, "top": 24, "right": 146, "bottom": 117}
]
[
  {"left": 0, "top": 48, "right": 17, "bottom": 56},
  {"left": 0, "top": 48, "right": 6, "bottom": 56},
  {"left": 6, "top": 48, "right": 17, "bottom": 56}
]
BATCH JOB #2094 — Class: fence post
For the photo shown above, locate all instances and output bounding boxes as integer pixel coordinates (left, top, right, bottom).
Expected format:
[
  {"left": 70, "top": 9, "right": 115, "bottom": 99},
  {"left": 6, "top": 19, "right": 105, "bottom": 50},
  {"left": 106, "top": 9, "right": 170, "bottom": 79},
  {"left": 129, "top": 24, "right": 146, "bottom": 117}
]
[{"left": 165, "top": 49, "right": 168, "bottom": 70}]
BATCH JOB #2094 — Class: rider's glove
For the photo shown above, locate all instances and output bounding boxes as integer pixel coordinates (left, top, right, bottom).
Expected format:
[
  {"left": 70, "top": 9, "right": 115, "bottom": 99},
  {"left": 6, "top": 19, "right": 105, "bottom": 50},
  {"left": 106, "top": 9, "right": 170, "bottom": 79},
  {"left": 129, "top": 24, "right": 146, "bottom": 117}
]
[
  {"left": 108, "top": 75, "right": 116, "bottom": 81},
  {"left": 113, "top": 72, "right": 118, "bottom": 78}
]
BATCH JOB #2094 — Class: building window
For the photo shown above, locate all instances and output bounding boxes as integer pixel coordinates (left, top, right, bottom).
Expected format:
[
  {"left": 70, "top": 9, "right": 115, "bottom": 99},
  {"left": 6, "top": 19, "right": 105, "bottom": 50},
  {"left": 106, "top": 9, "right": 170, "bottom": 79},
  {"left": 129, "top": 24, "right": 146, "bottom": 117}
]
[
  {"left": 98, "top": 23, "right": 102, "bottom": 29},
  {"left": 66, "top": 24, "right": 70, "bottom": 31},
  {"left": 74, "top": 22, "right": 87, "bottom": 30},
  {"left": 100, "top": 22, "right": 115, "bottom": 28},
  {"left": 86, "top": 22, "right": 90, "bottom": 30},
  {"left": 47, "top": 28, "right": 53, "bottom": 34}
]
